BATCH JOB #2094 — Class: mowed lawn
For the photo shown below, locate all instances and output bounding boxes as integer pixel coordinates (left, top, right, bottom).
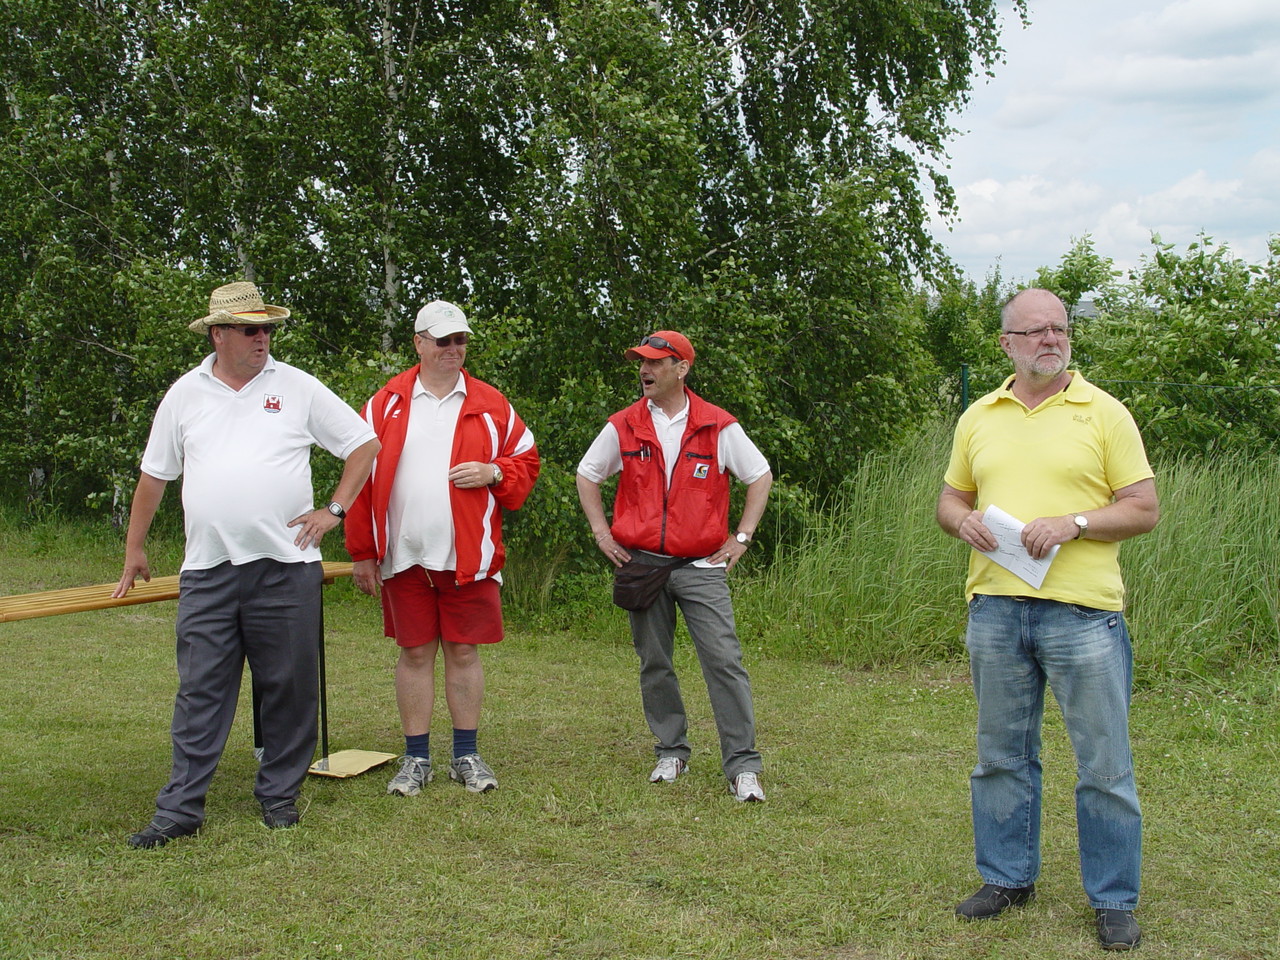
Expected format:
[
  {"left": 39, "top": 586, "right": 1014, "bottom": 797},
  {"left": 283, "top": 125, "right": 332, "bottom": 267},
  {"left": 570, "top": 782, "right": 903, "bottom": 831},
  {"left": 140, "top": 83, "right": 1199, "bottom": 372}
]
[{"left": 1, "top": 568, "right": 1275, "bottom": 960}]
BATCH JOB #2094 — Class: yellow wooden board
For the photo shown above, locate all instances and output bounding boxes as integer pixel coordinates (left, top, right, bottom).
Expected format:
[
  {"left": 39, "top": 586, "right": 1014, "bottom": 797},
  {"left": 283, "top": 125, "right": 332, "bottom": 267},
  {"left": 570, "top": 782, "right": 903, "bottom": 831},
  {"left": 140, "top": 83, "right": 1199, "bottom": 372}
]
[
  {"left": 308, "top": 749, "right": 398, "bottom": 778},
  {"left": 0, "top": 562, "right": 354, "bottom": 622}
]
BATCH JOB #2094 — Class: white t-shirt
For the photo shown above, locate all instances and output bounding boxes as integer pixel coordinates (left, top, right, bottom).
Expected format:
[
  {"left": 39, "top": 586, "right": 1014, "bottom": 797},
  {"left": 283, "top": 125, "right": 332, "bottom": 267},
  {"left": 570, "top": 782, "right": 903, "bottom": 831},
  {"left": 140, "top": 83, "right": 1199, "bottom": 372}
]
[
  {"left": 576, "top": 397, "right": 770, "bottom": 566},
  {"left": 383, "top": 374, "right": 465, "bottom": 577},
  {"left": 141, "top": 355, "right": 376, "bottom": 570}
]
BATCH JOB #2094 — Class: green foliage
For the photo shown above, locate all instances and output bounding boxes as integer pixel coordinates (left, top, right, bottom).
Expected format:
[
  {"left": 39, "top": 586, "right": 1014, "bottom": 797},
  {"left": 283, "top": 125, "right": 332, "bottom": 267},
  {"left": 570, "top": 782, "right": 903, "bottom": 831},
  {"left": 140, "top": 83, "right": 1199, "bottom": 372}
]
[
  {"left": 917, "top": 234, "right": 1280, "bottom": 463},
  {"left": 0, "top": 0, "right": 1022, "bottom": 561},
  {"left": 915, "top": 266, "right": 1013, "bottom": 403},
  {"left": 1033, "top": 233, "right": 1119, "bottom": 315},
  {"left": 1080, "top": 234, "right": 1280, "bottom": 457}
]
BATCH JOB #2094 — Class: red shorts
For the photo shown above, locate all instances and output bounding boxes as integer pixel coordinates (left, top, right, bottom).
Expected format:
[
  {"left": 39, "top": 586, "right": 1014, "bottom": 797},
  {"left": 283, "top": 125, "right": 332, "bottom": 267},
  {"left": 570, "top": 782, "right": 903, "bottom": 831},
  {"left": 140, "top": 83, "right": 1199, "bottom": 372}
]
[{"left": 380, "top": 566, "right": 504, "bottom": 648}]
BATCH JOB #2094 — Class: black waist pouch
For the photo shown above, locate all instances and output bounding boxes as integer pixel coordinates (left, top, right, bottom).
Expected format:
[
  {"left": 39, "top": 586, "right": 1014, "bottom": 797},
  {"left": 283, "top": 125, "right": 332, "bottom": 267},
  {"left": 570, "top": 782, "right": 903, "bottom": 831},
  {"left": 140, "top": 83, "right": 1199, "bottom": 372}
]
[{"left": 611, "top": 556, "right": 697, "bottom": 611}]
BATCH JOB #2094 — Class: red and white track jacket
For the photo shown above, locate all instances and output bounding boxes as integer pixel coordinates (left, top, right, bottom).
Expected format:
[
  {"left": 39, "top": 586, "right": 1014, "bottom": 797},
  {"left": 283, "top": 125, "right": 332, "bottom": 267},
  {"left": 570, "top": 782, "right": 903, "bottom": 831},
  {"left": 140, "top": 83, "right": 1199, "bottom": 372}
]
[{"left": 345, "top": 367, "right": 539, "bottom": 584}]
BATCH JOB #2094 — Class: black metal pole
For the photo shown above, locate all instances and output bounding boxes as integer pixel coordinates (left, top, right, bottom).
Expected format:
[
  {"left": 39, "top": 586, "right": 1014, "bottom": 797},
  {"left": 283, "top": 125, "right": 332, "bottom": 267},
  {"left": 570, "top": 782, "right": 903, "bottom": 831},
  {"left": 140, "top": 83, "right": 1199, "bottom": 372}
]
[{"left": 318, "top": 597, "right": 329, "bottom": 763}]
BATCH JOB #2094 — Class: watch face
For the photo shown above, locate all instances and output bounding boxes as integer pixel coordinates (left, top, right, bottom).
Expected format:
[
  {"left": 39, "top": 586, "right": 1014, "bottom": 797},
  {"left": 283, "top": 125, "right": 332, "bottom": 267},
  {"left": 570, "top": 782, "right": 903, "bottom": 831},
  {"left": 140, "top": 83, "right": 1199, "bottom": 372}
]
[{"left": 328, "top": 502, "right": 344, "bottom": 517}]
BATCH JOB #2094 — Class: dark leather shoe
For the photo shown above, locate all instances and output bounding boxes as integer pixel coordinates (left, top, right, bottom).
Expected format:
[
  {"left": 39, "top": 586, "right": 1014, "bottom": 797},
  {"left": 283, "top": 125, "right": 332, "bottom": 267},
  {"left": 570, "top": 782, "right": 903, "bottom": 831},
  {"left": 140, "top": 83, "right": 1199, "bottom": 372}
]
[
  {"left": 127, "top": 817, "right": 198, "bottom": 849},
  {"left": 261, "top": 800, "right": 300, "bottom": 829},
  {"left": 955, "top": 882, "right": 1036, "bottom": 920},
  {"left": 1096, "top": 909, "right": 1141, "bottom": 950}
]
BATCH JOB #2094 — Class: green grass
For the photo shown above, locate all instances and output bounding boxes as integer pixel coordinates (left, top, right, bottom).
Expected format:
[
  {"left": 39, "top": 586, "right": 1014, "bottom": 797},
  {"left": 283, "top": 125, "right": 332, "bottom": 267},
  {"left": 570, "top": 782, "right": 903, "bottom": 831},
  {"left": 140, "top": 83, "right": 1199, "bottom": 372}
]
[
  {"left": 1, "top": 564, "right": 1277, "bottom": 958},
  {"left": 1, "top": 465, "right": 1278, "bottom": 960}
]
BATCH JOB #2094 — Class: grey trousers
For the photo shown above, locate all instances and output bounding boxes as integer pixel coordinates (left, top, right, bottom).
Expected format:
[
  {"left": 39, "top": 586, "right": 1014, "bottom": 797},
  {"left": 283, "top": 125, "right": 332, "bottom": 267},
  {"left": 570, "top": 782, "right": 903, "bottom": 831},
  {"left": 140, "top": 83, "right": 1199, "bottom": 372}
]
[
  {"left": 154, "top": 559, "right": 322, "bottom": 829},
  {"left": 627, "top": 552, "right": 761, "bottom": 780}
]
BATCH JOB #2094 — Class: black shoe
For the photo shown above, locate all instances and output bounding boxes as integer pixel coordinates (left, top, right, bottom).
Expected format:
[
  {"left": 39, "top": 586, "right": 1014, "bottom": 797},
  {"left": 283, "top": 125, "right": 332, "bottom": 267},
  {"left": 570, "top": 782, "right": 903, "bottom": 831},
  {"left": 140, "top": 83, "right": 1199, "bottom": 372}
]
[
  {"left": 261, "top": 800, "right": 300, "bottom": 829},
  {"left": 955, "top": 882, "right": 1036, "bottom": 920},
  {"left": 127, "top": 817, "right": 197, "bottom": 849},
  {"left": 1096, "top": 909, "right": 1141, "bottom": 950}
]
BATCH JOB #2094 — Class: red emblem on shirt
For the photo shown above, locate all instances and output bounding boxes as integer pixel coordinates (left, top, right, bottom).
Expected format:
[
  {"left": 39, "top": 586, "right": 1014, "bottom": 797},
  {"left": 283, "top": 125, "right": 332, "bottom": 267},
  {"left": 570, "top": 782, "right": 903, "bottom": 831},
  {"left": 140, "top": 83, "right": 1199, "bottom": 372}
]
[{"left": 263, "top": 394, "right": 283, "bottom": 413}]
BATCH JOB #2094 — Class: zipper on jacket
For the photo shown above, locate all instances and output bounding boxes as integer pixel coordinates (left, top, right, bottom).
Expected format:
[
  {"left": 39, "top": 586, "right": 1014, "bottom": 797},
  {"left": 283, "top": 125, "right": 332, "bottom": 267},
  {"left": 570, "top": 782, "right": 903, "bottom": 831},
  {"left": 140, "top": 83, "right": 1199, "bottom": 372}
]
[{"left": 659, "top": 424, "right": 711, "bottom": 554}]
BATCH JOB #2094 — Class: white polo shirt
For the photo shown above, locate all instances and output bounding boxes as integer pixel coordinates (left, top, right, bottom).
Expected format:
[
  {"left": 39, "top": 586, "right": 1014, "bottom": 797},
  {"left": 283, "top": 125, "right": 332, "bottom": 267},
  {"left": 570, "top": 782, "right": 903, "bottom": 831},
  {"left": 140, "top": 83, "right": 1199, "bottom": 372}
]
[
  {"left": 383, "top": 374, "right": 465, "bottom": 577},
  {"left": 141, "top": 355, "right": 376, "bottom": 570}
]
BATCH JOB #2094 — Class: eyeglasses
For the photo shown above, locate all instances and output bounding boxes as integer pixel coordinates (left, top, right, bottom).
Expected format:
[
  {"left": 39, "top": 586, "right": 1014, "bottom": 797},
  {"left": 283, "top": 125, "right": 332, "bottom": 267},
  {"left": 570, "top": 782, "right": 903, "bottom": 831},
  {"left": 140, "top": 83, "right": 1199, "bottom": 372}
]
[
  {"left": 427, "top": 333, "right": 469, "bottom": 347},
  {"left": 1003, "top": 324, "right": 1070, "bottom": 341},
  {"left": 218, "top": 324, "right": 277, "bottom": 337}
]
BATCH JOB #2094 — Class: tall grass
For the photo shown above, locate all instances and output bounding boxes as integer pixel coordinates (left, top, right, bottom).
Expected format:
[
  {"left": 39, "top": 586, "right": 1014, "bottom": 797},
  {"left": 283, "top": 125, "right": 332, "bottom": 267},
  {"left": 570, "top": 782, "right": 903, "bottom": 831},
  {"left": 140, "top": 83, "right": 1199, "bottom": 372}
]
[{"left": 737, "top": 421, "right": 1280, "bottom": 689}]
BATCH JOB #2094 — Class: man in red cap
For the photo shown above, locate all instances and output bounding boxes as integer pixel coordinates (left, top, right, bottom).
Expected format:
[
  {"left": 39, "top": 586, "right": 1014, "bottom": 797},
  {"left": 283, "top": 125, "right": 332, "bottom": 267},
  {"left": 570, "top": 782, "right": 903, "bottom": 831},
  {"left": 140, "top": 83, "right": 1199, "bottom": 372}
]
[{"left": 576, "top": 331, "right": 772, "bottom": 801}]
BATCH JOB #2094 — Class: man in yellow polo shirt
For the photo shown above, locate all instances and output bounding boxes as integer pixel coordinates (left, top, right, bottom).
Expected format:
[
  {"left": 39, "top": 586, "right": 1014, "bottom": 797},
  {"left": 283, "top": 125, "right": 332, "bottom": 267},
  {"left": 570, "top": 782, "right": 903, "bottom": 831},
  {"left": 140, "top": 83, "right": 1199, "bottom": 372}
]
[{"left": 936, "top": 288, "right": 1159, "bottom": 952}]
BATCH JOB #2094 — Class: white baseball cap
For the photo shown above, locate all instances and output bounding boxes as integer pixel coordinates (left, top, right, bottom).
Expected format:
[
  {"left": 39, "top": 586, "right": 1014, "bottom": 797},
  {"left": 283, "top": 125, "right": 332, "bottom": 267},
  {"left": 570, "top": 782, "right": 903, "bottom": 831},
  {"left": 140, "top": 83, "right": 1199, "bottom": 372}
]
[{"left": 415, "top": 300, "right": 472, "bottom": 338}]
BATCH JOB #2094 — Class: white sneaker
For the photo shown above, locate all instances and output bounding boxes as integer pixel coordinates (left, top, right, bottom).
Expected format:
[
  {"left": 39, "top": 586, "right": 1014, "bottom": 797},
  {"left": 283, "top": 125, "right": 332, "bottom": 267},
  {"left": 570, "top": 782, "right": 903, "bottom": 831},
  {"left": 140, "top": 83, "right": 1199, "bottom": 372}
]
[
  {"left": 729, "top": 771, "right": 765, "bottom": 802},
  {"left": 449, "top": 754, "right": 498, "bottom": 793},
  {"left": 387, "top": 755, "right": 433, "bottom": 796},
  {"left": 649, "top": 756, "right": 688, "bottom": 783}
]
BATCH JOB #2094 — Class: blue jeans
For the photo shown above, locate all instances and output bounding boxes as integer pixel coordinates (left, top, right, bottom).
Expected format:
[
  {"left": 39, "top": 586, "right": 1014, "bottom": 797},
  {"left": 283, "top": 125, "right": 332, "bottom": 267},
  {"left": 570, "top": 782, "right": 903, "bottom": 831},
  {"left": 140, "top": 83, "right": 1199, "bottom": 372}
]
[{"left": 965, "top": 594, "right": 1141, "bottom": 910}]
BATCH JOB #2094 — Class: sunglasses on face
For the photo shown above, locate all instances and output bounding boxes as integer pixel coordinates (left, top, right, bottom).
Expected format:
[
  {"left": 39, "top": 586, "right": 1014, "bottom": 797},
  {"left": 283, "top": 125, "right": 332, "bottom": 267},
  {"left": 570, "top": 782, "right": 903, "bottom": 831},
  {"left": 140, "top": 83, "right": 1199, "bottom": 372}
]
[
  {"left": 428, "top": 334, "right": 469, "bottom": 347},
  {"left": 219, "top": 324, "right": 277, "bottom": 337}
]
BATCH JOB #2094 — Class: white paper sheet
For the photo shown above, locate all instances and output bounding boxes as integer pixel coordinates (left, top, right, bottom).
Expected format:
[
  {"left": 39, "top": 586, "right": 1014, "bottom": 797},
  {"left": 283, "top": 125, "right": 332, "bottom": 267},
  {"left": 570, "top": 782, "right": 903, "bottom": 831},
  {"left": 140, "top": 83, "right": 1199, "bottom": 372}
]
[{"left": 978, "top": 504, "right": 1059, "bottom": 589}]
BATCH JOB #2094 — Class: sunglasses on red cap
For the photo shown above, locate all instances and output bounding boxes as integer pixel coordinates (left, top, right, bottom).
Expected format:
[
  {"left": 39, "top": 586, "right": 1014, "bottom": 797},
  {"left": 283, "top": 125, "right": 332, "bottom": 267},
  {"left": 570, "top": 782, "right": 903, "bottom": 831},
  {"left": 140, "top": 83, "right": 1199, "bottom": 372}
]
[{"left": 638, "top": 335, "right": 688, "bottom": 359}]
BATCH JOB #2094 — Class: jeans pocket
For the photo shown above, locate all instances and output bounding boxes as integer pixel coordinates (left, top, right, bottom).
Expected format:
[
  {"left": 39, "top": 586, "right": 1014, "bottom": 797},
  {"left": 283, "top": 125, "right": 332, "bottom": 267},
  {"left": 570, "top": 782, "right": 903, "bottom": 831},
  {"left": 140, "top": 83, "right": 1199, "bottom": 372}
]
[{"left": 1066, "top": 603, "right": 1114, "bottom": 622}]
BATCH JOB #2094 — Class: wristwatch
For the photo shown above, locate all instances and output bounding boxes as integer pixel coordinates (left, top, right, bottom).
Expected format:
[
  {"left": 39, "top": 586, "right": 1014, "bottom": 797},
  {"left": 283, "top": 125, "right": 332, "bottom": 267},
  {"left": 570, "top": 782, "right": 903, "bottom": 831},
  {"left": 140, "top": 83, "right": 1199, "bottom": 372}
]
[
  {"left": 326, "top": 501, "right": 346, "bottom": 520},
  {"left": 1073, "top": 514, "right": 1088, "bottom": 539},
  {"left": 735, "top": 531, "right": 752, "bottom": 545},
  {"left": 490, "top": 464, "right": 504, "bottom": 485}
]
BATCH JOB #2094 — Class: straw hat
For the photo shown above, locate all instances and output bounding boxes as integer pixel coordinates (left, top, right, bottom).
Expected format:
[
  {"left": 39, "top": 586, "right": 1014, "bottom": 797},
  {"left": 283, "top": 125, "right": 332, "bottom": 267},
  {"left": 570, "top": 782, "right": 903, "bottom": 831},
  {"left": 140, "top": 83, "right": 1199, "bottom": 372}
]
[{"left": 189, "top": 281, "right": 291, "bottom": 334}]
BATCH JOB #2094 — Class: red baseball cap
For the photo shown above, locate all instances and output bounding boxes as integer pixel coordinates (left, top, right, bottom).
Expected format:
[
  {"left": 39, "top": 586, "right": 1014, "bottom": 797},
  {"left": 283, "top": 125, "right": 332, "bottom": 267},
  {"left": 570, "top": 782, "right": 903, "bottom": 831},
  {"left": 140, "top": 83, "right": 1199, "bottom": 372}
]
[{"left": 624, "top": 330, "right": 695, "bottom": 366}]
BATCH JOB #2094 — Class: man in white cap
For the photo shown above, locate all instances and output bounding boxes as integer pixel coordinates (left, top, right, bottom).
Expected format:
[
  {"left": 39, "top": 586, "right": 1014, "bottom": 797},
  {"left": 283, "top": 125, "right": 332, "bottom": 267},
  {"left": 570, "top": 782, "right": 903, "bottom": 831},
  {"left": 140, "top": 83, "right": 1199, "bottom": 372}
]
[
  {"left": 346, "top": 300, "right": 539, "bottom": 796},
  {"left": 115, "top": 281, "right": 380, "bottom": 848}
]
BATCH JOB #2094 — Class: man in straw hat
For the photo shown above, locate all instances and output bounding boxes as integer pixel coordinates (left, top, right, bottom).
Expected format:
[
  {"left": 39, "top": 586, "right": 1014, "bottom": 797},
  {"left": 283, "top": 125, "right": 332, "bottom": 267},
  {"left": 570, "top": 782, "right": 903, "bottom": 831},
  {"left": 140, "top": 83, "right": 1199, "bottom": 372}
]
[
  {"left": 576, "top": 330, "right": 772, "bottom": 802},
  {"left": 114, "top": 281, "right": 380, "bottom": 848},
  {"left": 345, "top": 300, "right": 539, "bottom": 797}
]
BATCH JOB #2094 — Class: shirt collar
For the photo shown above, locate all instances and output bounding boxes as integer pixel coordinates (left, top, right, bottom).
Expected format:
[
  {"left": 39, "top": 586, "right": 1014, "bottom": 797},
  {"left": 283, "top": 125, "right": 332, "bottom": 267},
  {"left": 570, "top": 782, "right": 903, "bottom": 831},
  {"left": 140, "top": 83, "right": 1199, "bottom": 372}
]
[
  {"left": 981, "top": 370, "right": 1093, "bottom": 407},
  {"left": 197, "top": 353, "right": 276, "bottom": 385},
  {"left": 647, "top": 395, "right": 689, "bottom": 423},
  {"left": 414, "top": 371, "right": 467, "bottom": 402}
]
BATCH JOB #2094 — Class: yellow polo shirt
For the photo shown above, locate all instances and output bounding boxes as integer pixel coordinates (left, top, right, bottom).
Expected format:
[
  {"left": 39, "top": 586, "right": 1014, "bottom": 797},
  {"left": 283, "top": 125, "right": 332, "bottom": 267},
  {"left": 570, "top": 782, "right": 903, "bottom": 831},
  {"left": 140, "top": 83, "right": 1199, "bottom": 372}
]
[{"left": 944, "top": 372, "right": 1154, "bottom": 609}]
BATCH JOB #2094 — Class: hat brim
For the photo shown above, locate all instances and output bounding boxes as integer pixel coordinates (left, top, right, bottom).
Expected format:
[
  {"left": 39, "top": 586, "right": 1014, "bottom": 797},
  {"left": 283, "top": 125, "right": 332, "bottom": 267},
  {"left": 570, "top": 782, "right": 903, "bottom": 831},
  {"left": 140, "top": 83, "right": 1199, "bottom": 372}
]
[
  {"left": 417, "top": 318, "right": 473, "bottom": 339},
  {"left": 625, "top": 345, "right": 681, "bottom": 362},
  {"left": 189, "top": 304, "right": 291, "bottom": 334}
]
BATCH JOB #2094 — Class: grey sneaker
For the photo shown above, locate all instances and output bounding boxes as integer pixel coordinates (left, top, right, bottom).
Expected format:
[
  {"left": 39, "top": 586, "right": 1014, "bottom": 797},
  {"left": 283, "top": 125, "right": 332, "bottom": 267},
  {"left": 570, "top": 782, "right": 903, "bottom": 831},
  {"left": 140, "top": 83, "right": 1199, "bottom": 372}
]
[
  {"left": 729, "top": 771, "right": 765, "bottom": 802},
  {"left": 649, "top": 756, "right": 688, "bottom": 783},
  {"left": 387, "top": 755, "right": 434, "bottom": 796},
  {"left": 449, "top": 754, "right": 498, "bottom": 793}
]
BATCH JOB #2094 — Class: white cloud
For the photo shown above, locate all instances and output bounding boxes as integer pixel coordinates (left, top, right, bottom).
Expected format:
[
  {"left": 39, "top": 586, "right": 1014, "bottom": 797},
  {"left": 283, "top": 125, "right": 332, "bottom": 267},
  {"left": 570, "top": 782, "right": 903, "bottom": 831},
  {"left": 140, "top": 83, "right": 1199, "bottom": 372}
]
[
  {"left": 1120, "top": 0, "right": 1280, "bottom": 57},
  {"left": 1066, "top": 50, "right": 1280, "bottom": 113},
  {"left": 932, "top": 0, "right": 1280, "bottom": 282}
]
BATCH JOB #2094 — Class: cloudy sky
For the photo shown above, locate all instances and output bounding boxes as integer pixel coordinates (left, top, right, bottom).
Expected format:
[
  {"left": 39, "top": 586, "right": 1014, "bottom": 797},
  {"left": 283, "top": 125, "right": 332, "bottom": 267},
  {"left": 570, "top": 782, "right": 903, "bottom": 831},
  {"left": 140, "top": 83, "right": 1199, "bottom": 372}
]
[{"left": 930, "top": 0, "right": 1280, "bottom": 284}]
